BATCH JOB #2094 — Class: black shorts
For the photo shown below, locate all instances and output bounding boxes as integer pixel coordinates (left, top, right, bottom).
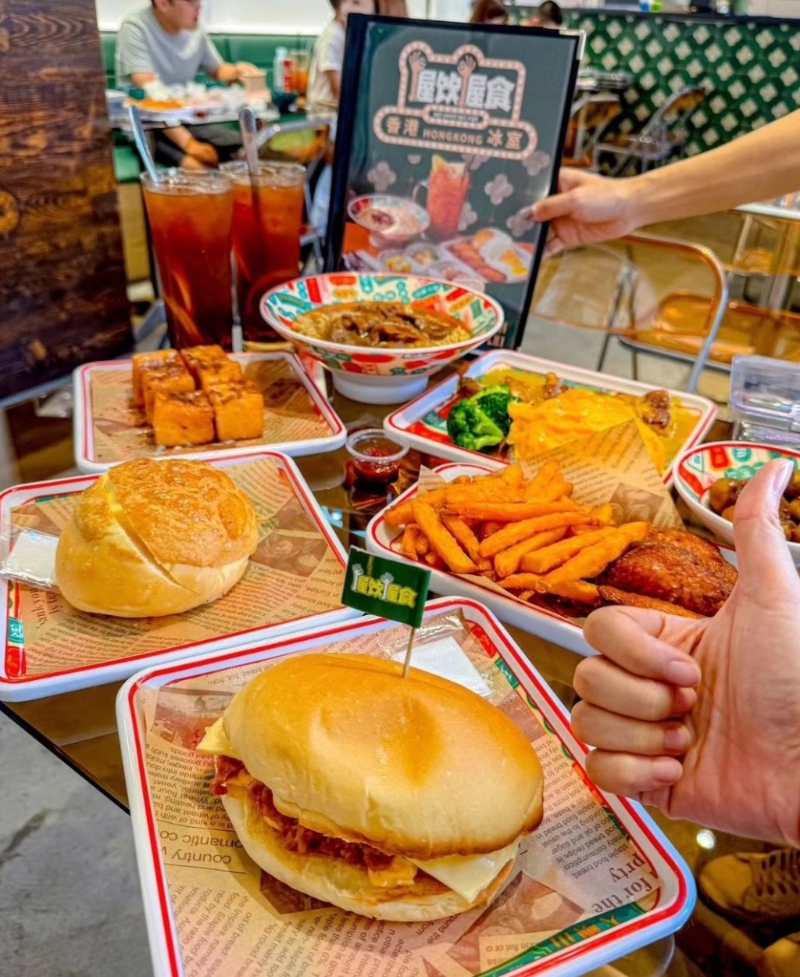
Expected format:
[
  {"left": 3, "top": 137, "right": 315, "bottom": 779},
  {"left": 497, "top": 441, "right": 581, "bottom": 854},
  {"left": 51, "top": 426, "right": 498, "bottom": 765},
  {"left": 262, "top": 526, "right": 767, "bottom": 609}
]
[{"left": 152, "top": 123, "right": 243, "bottom": 167}]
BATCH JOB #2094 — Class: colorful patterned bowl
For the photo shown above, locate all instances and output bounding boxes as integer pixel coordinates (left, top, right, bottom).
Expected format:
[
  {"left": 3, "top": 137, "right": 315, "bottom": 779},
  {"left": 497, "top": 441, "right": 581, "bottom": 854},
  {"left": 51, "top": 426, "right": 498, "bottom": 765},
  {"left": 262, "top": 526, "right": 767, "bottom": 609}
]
[
  {"left": 674, "top": 440, "right": 800, "bottom": 563},
  {"left": 260, "top": 273, "right": 505, "bottom": 404}
]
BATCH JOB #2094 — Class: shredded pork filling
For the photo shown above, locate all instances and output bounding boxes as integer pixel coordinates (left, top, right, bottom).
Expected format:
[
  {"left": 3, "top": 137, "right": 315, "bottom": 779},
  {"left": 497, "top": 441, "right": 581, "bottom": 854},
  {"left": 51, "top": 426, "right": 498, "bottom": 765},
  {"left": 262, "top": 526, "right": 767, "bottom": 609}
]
[{"left": 211, "top": 755, "right": 418, "bottom": 880}]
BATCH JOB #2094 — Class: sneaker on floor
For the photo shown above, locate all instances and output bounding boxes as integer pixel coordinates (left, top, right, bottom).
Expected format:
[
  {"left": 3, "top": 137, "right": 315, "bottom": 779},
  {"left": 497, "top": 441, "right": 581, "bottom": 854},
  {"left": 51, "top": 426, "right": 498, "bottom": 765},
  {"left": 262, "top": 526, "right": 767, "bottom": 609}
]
[
  {"left": 757, "top": 930, "right": 800, "bottom": 977},
  {"left": 699, "top": 848, "right": 800, "bottom": 923}
]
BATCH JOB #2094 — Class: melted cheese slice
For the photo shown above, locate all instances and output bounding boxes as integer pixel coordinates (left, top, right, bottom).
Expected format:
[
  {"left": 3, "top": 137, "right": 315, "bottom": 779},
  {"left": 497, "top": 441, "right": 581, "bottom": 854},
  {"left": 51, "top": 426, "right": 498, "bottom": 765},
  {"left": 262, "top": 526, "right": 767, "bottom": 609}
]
[
  {"left": 197, "top": 717, "right": 241, "bottom": 759},
  {"left": 198, "top": 718, "right": 518, "bottom": 904},
  {"left": 411, "top": 839, "right": 519, "bottom": 904}
]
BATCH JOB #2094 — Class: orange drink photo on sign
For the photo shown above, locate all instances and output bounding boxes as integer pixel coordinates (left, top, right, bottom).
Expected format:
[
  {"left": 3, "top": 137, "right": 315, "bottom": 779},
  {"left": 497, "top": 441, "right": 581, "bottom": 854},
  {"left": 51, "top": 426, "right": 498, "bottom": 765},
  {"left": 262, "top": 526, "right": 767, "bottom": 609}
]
[
  {"left": 141, "top": 170, "right": 234, "bottom": 350},
  {"left": 427, "top": 155, "right": 470, "bottom": 240},
  {"left": 222, "top": 161, "right": 305, "bottom": 342}
]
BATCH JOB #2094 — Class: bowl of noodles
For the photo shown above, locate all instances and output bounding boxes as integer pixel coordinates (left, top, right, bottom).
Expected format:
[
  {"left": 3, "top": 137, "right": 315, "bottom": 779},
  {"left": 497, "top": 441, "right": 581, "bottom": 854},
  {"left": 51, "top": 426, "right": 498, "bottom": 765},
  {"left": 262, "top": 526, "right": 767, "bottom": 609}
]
[{"left": 260, "top": 273, "right": 505, "bottom": 404}]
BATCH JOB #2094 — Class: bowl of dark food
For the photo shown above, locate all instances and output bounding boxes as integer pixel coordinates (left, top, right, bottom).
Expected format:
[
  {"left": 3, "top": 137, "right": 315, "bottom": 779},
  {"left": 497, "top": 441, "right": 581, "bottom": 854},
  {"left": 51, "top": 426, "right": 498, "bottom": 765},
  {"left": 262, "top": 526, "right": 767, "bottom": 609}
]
[
  {"left": 674, "top": 441, "right": 800, "bottom": 563},
  {"left": 347, "top": 194, "right": 430, "bottom": 245},
  {"left": 260, "top": 273, "right": 504, "bottom": 404}
]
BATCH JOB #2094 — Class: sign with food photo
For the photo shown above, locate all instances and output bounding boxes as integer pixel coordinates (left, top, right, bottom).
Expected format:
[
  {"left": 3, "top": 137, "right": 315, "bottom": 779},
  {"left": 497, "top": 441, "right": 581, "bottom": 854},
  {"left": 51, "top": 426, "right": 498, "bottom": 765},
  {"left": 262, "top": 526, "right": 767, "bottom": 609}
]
[{"left": 327, "top": 16, "right": 580, "bottom": 347}]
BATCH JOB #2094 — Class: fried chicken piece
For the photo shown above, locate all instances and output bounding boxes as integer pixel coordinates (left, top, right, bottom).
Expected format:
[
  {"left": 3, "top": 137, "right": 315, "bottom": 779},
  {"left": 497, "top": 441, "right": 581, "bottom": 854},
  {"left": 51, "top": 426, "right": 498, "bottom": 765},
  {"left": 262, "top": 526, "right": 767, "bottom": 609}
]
[
  {"left": 598, "top": 529, "right": 737, "bottom": 617},
  {"left": 597, "top": 586, "right": 704, "bottom": 619}
]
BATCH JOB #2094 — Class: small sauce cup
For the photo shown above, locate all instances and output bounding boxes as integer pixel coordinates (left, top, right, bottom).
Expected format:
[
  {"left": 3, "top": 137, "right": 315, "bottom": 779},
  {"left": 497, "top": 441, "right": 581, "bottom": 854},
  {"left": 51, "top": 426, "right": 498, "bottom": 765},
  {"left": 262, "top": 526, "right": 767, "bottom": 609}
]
[{"left": 346, "top": 429, "right": 409, "bottom": 484}]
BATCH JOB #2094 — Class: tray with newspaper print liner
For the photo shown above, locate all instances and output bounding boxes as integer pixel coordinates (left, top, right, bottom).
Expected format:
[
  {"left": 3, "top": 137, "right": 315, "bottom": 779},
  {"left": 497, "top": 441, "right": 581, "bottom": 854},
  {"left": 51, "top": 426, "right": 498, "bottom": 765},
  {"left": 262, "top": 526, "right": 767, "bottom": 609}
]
[
  {"left": 116, "top": 597, "right": 694, "bottom": 977},
  {"left": 0, "top": 451, "right": 359, "bottom": 701},
  {"left": 73, "top": 351, "right": 347, "bottom": 474}
]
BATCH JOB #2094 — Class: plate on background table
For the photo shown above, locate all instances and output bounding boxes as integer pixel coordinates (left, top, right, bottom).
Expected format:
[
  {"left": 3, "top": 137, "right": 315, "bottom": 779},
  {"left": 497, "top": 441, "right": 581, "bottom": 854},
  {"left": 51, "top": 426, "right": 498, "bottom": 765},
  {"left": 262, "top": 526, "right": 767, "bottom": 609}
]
[
  {"left": 73, "top": 351, "right": 346, "bottom": 474},
  {"left": 117, "top": 597, "right": 694, "bottom": 977},
  {"left": 0, "top": 451, "right": 358, "bottom": 701},
  {"left": 384, "top": 350, "right": 717, "bottom": 486}
]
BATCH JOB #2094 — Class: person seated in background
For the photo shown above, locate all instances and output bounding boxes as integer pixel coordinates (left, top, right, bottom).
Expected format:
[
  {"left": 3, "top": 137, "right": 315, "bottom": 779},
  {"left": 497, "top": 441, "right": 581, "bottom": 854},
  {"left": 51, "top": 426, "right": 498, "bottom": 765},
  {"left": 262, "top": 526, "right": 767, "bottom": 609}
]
[
  {"left": 469, "top": 0, "right": 509, "bottom": 25},
  {"left": 307, "top": 0, "right": 377, "bottom": 230},
  {"left": 525, "top": 1, "right": 563, "bottom": 28},
  {"left": 116, "top": 0, "right": 261, "bottom": 171}
]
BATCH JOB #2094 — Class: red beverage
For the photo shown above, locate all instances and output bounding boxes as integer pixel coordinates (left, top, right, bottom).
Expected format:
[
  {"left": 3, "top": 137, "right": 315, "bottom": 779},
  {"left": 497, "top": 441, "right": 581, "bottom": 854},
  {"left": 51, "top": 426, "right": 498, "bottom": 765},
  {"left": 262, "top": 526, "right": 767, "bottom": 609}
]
[
  {"left": 427, "top": 157, "right": 470, "bottom": 241},
  {"left": 223, "top": 161, "right": 305, "bottom": 342},
  {"left": 142, "top": 170, "right": 234, "bottom": 349}
]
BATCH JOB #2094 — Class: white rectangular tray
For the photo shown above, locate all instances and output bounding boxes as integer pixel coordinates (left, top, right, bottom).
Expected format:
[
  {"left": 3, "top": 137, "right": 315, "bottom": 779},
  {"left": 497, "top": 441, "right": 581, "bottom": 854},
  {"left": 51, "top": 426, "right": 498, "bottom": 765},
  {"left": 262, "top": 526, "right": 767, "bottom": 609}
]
[
  {"left": 0, "top": 451, "right": 359, "bottom": 700},
  {"left": 117, "top": 596, "right": 695, "bottom": 977},
  {"left": 74, "top": 351, "right": 346, "bottom": 474},
  {"left": 384, "top": 350, "right": 717, "bottom": 486},
  {"left": 366, "top": 461, "right": 734, "bottom": 657}
]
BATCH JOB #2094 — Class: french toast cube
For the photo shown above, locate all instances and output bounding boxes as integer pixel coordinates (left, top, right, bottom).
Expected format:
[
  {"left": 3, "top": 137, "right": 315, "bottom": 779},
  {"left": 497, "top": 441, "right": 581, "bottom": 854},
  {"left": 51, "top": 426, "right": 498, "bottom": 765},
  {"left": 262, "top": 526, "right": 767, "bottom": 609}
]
[
  {"left": 152, "top": 390, "right": 215, "bottom": 447},
  {"left": 131, "top": 350, "right": 181, "bottom": 407},
  {"left": 209, "top": 381, "right": 265, "bottom": 441},
  {"left": 197, "top": 358, "right": 245, "bottom": 393},
  {"left": 142, "top": 365, "right": 196, "bottom": 424},
  {"left": 179, "top": 345, "right": 228, "bottom": 384}
]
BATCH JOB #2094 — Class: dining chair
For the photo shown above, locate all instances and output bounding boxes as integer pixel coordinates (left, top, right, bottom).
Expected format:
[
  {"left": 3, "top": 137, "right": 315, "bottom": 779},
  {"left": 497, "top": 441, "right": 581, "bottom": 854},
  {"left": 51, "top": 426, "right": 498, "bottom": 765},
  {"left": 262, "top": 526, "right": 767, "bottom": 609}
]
[
  {"left": 594, "top": 86, "right": 706, "bottom": 177},
  {"left": 529, "top": 232, "right": 730, "bottom": 393},
  {"left": 562, "top": 93, "right": 622, "bottom": 169}
]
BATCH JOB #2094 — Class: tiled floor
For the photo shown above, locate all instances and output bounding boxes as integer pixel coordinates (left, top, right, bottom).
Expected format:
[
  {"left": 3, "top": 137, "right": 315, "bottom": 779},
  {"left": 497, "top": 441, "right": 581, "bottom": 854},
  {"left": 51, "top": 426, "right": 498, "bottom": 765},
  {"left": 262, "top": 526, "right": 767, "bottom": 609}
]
[{"left": 0, "top": 220, "right": 795, "bottom": 976}]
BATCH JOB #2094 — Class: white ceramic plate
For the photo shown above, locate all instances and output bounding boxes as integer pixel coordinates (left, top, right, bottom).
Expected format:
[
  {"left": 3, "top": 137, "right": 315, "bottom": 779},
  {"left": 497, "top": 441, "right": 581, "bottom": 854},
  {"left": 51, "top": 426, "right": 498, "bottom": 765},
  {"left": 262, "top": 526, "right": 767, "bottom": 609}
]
[
  {"left": 674, "top": 440, "right": 800, "bottom": 563},
  {"left": 383, "top": 349, "right": 717, "bottom": 486},
  {"left": 117, "top": 596, "right": 695, "bottom": 977}
]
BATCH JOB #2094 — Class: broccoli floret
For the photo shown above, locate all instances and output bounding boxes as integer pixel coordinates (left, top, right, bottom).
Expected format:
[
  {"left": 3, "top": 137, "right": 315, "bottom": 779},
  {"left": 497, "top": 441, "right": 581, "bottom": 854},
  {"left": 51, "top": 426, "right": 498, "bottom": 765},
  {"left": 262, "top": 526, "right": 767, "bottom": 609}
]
[
  {"left": 446, "top": 385, "right": 515, "bottom": 452},
  {"left": 471, "top": 385, "right": 515, "bottom": 436}
]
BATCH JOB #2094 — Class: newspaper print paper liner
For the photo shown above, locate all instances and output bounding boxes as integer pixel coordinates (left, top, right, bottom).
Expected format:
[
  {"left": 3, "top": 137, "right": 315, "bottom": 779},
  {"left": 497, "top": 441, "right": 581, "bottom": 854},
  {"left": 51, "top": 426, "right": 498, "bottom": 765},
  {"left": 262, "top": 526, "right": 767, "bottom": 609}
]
[
  {"left": 366, "top": 458, "right": 735, "bottom": 657},
  {"left": 383, "top": 350, "right": 717, "bottom": 488},
  {"left": 116, "top": 597, "right": 695, "bottom": 977},
  {"left": 73, "top": 351, "right": 347, "bottom": 474},
  {"left": 0, "top": 451, "right": 359, "bottom": 701}
]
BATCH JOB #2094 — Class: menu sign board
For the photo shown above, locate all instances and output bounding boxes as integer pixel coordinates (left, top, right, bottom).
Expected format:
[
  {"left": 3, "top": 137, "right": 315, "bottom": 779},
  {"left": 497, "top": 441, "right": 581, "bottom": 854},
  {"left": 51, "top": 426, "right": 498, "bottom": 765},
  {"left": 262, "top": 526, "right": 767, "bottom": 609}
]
[{"left": 327, "top": 16, "right": 580, "bottom": 348}]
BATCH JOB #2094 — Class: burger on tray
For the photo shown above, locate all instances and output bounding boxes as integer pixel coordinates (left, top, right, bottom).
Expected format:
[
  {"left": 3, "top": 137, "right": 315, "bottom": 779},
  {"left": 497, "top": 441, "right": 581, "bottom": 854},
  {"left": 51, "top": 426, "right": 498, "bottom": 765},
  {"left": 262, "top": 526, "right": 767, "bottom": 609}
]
[{"left": 198, "top": 652, "right": 544, "bottom": 921}]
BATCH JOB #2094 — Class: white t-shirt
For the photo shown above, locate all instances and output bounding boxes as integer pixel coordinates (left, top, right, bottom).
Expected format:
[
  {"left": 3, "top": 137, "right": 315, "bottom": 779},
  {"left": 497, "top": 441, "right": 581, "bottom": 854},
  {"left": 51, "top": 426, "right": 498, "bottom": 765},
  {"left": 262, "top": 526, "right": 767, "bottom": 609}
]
[
  {"left": 116, "top": 6, "right": 223, "bottom": 87},
  {"left": 307, "top": 19, "right": 345, "bottom": 115}
]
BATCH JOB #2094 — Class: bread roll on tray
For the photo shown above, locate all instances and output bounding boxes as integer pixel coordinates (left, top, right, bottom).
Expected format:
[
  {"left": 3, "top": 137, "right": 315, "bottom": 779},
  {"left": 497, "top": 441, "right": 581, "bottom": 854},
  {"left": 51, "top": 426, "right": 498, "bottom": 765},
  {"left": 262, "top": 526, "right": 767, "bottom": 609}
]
[{"left": 55, "top": 459, "right": 258, "bottom": 617}]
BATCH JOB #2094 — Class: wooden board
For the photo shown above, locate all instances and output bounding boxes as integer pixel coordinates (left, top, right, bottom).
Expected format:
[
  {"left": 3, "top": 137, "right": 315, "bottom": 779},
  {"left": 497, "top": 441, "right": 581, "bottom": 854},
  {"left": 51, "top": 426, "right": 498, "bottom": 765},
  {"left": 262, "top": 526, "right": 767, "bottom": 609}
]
[{"left": 0, "top": 0, "right": 131, "bottom": 402}]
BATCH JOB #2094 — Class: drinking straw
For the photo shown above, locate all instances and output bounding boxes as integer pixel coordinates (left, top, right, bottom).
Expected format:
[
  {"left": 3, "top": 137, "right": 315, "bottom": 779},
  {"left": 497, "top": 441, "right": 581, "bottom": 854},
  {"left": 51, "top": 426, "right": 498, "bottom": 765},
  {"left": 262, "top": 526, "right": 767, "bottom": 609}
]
[{"left": 128, "top": 104, "right": 159, "bottom": 182}]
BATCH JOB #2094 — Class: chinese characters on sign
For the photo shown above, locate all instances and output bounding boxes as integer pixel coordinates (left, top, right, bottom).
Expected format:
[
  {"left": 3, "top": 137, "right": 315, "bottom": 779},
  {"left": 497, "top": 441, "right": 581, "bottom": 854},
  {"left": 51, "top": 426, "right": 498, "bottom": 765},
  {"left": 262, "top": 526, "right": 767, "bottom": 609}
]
[
  {"left": 374, "top": 42, "right": 537, "bottom": 159},
  {"left": 341, "top": 547, "right": 431, "bottom": 628}
]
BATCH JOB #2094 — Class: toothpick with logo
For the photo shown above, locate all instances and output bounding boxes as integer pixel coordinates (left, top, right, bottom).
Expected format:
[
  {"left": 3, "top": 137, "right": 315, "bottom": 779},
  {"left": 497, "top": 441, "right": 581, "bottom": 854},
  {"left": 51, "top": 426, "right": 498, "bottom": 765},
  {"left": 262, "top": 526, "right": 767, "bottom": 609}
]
[{"left": 341, "top": 547, "right": 431, "bottom": 676}]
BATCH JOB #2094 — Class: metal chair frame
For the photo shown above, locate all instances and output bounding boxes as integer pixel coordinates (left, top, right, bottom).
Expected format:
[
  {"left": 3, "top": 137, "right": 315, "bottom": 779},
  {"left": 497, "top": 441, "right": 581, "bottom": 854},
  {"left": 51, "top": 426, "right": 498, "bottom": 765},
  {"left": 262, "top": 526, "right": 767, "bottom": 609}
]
[
  {"left": 565, "top": 92, "right": 622, "bottom": 168},
  {"left": 594, "top": 87, "right": 706, "bottom": 177},
  {"left": 533, "top": 232, "right": 729, "bottom": 394}
]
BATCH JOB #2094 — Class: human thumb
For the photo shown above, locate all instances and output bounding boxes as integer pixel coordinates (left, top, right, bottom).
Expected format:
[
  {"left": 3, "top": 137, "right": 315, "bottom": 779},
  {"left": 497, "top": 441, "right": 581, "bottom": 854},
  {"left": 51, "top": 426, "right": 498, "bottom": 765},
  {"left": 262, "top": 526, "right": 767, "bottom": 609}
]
[
  {"left": 732, "top": 459, "right": 799, "bottom": 599},
  {"left": 528, "top": 190, "right": 579, "bottom": 224}
]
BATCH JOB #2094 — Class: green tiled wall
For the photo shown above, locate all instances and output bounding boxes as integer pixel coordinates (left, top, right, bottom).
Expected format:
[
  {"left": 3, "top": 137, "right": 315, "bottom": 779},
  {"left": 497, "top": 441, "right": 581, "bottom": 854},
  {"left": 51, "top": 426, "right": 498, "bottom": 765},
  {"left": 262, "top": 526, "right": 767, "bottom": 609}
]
[{"left": 519, "top": 11, "right": 800, "bottom": 154}]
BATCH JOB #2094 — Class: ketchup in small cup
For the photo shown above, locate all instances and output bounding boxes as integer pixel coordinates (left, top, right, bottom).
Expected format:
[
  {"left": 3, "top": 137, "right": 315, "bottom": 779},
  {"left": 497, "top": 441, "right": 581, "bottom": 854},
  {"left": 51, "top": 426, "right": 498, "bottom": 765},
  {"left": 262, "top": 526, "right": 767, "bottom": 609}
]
[{"left": 346, "top": 429, "right": 409, "bottom": 484}]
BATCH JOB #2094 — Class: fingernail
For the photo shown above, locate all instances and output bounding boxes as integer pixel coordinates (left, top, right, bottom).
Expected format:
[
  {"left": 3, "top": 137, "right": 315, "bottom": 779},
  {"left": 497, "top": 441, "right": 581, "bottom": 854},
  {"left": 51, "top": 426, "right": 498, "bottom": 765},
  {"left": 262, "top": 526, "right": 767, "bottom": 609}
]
[
  {"left": 665, "top": 659, "right": 699, "bottom": 686},
  {"left": 768, "top": 459, "right": 793, "bottom": 501},
  {"left": 528, "top": 204, "right": 540, "bottom": 221},
  {"left": 653, "top": 757, "right": 681, "bottom": 784},
  {"left": 664, "top": 725, "right": 689, "bottom": 752}
]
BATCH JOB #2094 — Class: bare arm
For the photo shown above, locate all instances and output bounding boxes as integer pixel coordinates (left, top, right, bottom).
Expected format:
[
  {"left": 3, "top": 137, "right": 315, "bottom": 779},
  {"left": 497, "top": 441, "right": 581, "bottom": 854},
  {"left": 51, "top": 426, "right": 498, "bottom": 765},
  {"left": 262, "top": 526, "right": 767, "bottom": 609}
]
[
  {"left": 208, "top": 61, "right": 259, "bottom": 84},
  {"left": 628, "top": 110, "right": 800, "bottom": 226},
  {"left": 325, "top": 69, "right": 341, "bottom": 102},
  {"left": 531, "top": 110, "right": 800, "bottom": 255}
]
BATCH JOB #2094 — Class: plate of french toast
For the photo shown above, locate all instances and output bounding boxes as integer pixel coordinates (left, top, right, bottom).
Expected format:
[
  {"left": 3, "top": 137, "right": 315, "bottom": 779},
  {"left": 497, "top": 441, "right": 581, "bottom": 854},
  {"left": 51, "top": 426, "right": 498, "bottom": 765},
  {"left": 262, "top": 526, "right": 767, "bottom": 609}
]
[{"left": 73, "top": 345, "right": 347, "bottom": 473}]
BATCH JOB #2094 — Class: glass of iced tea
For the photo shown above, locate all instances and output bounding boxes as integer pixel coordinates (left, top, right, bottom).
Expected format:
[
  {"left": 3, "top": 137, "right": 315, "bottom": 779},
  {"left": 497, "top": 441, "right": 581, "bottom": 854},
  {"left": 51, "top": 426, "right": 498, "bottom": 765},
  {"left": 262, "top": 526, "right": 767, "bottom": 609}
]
[
  {"left": 290, "top": 50, "right": 310, "bottom": 96},
  {"left": 141, "top": 170, "right": 234, "bottom": 349},
  {"left": 221, "top": 161, "right": 305, "bottom": 342},
  {"left": 426, "top": 156, "right": 470, "bottom": 241}
]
